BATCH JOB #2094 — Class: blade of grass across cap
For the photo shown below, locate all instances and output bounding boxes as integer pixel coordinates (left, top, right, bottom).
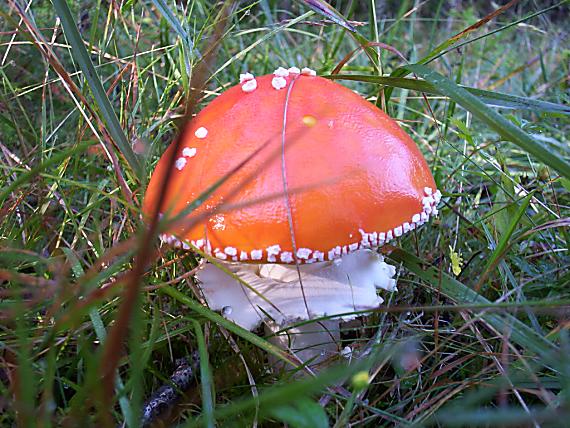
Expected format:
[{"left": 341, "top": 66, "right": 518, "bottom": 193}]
[
  {"left": 327, "top": 74, "right": 570, "bottom": 114},
  {"left": 52, "top": 0, "right": 142, "bottom": 177},
  {"left": 160, "top": 127, "right": 325, "bottom": 322},
  {"left": 296, "top": 0, "right": 356, "bottom": 32},
  {"left": 389, "top": 248, "right": 558, "bottom": 367},
  {"left": 98, "top": 3, "right": 233, "bottom": 419},
  {"left": 402, "top": 64, "right": 570, "bottom": 180}
]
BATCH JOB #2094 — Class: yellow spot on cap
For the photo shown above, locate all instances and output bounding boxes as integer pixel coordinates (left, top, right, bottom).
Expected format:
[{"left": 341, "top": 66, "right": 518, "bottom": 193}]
[{"left": 302, "top": 115, "right": 317, "bottom": 127}]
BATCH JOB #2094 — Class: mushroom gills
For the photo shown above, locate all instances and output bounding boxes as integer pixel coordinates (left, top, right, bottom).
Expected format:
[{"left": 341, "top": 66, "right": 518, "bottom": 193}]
[{"left": 196, "top": 249, "right": 397, "bottom": 366}]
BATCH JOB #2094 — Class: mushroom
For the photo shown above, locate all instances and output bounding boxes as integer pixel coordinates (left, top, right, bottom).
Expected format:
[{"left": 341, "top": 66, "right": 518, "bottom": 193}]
[{"left": 143, "top": 67, "right": 440, "bottom": 369}]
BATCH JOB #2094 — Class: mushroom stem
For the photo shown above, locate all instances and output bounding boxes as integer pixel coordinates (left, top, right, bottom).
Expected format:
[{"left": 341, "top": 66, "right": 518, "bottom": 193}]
[
  {"left": 196, "top": 249, "right": 397, "bottom": 367},
  {"left": 265, "top": 319, "right": 341, "bottom": 371}
]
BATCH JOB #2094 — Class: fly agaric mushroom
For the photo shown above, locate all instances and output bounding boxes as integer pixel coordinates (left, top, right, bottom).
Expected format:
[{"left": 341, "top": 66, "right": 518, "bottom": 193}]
[{"left": 143, "top": 67, "right": 440, "bottom": 368}]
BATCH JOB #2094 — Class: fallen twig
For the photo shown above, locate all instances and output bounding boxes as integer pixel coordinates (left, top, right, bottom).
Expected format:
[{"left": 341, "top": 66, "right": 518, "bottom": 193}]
[{"left": 141, "top": 353, "right": 200, "bottom": 427}]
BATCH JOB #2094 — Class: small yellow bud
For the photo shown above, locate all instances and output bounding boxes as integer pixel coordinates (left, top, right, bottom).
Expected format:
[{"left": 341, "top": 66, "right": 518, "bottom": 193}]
[{"left": 351, "top": 371, "right": 370, "bottom": 390}]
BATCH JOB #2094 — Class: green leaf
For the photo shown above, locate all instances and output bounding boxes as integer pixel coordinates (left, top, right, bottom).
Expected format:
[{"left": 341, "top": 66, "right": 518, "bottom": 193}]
[
  {"left": 326, "top": 74, "right": 570, "bottom": 114},
  {"left": 52, "top": 0, "right": 142, "bottom": 177},
  {"left": 269, "top": 398, "right": 329, "bottom": 428},
  {"left": 402, "top": 64, "right": 570, "bottom": 180}
]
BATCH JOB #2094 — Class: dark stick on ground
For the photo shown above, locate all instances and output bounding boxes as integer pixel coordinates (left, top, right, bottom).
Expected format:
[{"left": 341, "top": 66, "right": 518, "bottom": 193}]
[{"left": 141, "top": 353, "right": 200, "bottom": 428}]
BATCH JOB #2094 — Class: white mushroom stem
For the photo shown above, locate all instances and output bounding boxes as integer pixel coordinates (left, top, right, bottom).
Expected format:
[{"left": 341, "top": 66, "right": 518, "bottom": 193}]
[{"left": 196, "top": 249, "right": 397, "bottom": 368}]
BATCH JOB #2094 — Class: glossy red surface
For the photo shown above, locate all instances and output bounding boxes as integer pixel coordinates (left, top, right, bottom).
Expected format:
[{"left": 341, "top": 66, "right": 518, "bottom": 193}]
[{"left": 143, "top": 73, "right": 437, "bottom": 263}]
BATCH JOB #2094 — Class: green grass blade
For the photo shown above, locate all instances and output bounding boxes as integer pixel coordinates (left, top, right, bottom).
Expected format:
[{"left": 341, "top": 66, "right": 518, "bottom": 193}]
[
  {"left": 389, "top": 248, "right": 559, "bottom": 364},
  {"left": 327, "top": 74, "right": 570, "bottom": 114},
  {"left": 150, "top": 0, "right": 200, "bottom": 77},
  {"left": 150, "top": 0, "right": 198, "bottom": 57},
  {"left": 62, "top": 248, "right": 134, "bottom": 427},
  {"left": 192, "top": 320, "right": 215, "bottom": 428},
  {"left": 479, "top": 192, "right": 535, "bottom": 285},
  {"left": 296, "top": 0, "right": 356, "bottom": 32},
  {"left": 14, "top": 308, "right": 36, "bottom": 427},
  {"left": 159, "top": 287, "right": 294, "bottom": 367},
  {"left": 383, "top": 1, "right": 568, "bottom": 99},
  {"left": 52, "top": 0, "right": 142, "bottom": 177},
  {"left": 0, "top": 141, "right": 93, "bottom": 204},
  {"left": 184, "top": 353, "right": 382, "bottom": 427},
  {"left": 403, "top": 64, "right": 570, "bottom": 180}
]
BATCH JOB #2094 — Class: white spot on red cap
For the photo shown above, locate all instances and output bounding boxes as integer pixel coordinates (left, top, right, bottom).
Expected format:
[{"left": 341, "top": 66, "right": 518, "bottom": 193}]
[
  {"left": 175, "top": 157, "right": 187, "bottom": 170},
  {"left": 434, "top": 190, "right": 442, "bottom": 203},
  {"left": 280, "top": 252, "right": 294, "bottom": 263},
  {"left": 271, "top": 76, "right": 287, "bottom": 90},
  {"left": 370, "top": 232, "right": 378, "bottom": 246},
  {"left": 182, "top": 147, "right": 197, "bottom": 158},
  {"left": 301, "top": 67, "right": 316, "bottom": 76},
  {"left": 266, "top": 244, "right": 281, "bottom": 262},
  {"left": 296, "top": 248, "right": 312, "bottom": 259},
  {"left": 224, "top": 246, "right": 237, "bottom": 256},
  {"left": 194, "top": 127, "right": 208, "bottom": 139},
  {"left": 241, "top": 79, "right": 257, "bottom": 93},
  {"left": 214, "top": 250, "right": 227, "bottom": 260},
  {"left": 273, "top": 67, "right": 289, "bottom": 77},
  {"left": 288, "top": 66, "right": 300, "bottom": 74},
  {"left": 251, "top": 249, "right": 263, "bottom": 260},
  {"left": 313, "top": 251, "right": 325, "bottom": 262},
  {"left": 239, "top": 72, "right": 254, "bottom": 83}
]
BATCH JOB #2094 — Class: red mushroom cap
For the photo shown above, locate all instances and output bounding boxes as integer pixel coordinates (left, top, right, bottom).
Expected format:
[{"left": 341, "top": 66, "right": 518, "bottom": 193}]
[{"left": 143, "top": 70, "right": 439, "bottom": 264}]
